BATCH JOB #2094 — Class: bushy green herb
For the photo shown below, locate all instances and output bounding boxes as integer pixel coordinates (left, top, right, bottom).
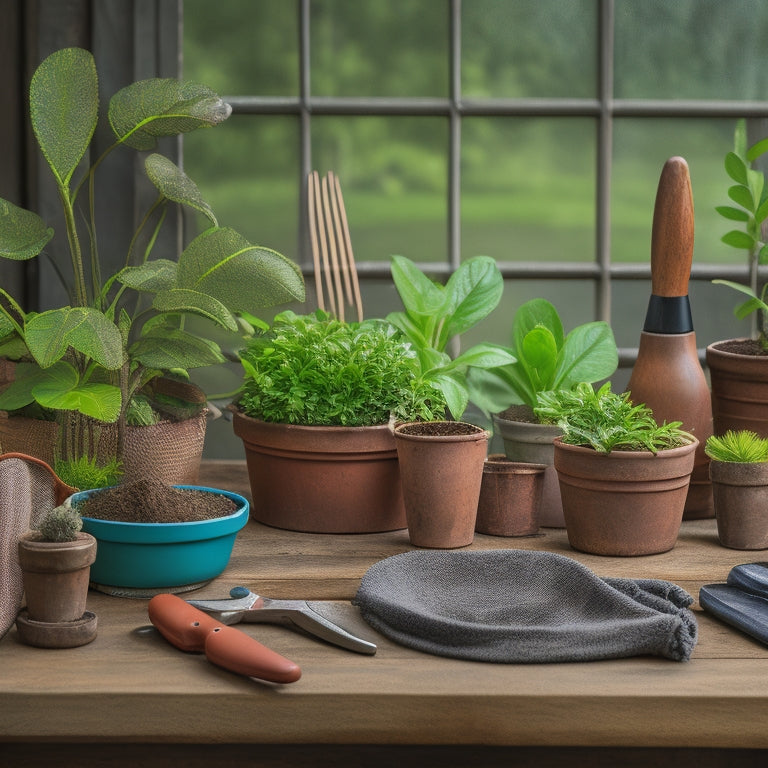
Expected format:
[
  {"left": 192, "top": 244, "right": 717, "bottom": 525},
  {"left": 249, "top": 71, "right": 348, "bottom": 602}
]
[
  {"left": 534, "top": 382, "right": 692, "bottom": 454},
  {"left": 36, "top": 504, "right": 83, "bottom": 542},
  {"left": 55, "top": 455, "right": 124, "bottom": 490},
  {"left": 239, "top": 310, "right": 446, "bottom": 426},
  {"left": 705, "top": 430, "right": 768, "bottom": 463}
]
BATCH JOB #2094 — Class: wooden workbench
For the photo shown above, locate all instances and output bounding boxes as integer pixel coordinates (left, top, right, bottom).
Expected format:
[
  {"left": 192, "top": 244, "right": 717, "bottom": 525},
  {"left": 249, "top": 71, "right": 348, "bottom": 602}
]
[{"left": 2, "top": 460, "right": 767, "bottom": 767}]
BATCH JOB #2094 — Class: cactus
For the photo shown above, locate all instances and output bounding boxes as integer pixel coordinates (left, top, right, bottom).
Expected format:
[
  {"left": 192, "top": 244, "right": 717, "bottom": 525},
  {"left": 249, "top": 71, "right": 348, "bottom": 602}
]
[{"left": 36, "top": 505, "right": 83, "bottom": 542}]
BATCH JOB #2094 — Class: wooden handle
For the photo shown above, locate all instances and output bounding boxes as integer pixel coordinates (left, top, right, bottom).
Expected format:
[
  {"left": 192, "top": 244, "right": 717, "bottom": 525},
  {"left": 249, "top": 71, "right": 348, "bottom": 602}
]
[{"left": 650, "top": 156, "right": 694, "bottom": 297}]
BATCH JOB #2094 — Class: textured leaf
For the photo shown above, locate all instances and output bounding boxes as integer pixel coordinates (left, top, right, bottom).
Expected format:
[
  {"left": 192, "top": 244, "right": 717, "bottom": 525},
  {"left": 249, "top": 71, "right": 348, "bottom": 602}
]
[
  {"left": 109, "top": 79, "right": 232, "bottom": 150},
  {"left": 176, "top": 227, "right": 305, "bottom": 310},
  {"left": 152, "top": 288, "right": 238, "bottom": 331},
  {"left": 129, "top": 327, "right": 225, "bottom": 370},
  {"left": 26, "top": 307, "right": 124, "bottom": 369},
  {"left": 29, "top": 47, "right": 98, "bottom": 186},
  {"left": 0, "top": 199, "right": 54, "bottom": 260},
  {"left": 144, "top": 154, "right": 217, "bottom": 225},
  {"left": 116, "top": 260, "right": 178, "bottom": 293}
]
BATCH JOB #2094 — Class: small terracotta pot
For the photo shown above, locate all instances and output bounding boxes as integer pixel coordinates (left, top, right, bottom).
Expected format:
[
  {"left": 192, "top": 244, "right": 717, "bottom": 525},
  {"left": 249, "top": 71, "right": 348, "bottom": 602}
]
[
  {"left": 553, "top": 437, "right": 698, "bottom": 556},
  {"left": 394, "top": 421, "right": 489, "bottom": 549},
  {"left": 710, "top": 460, "right": 768, "bottom": 550},
  {"left": 475, "top": 454, "right": 546, "bottom": 537},
  {"left": 17, "top": 532, "right": 97, "bottom": 623}
]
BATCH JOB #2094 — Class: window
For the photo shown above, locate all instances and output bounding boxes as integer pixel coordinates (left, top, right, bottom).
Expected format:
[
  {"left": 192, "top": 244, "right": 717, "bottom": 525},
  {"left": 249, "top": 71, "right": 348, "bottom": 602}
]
[{"left": 181, "top": 0, "right": 768, "bottom": 383}]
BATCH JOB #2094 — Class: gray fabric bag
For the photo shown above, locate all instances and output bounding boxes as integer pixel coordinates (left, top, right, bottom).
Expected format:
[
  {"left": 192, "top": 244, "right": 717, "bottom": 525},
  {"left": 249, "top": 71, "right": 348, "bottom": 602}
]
[{"left": 353, "top": 549, "right": 697, "bottom": 663}]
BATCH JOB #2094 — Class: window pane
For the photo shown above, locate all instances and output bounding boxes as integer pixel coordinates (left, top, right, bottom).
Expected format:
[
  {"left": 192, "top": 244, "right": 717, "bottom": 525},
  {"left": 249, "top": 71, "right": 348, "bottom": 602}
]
[
  {"left": 312, "top": 116, "right": 449, "bottom": 263},
  {"left": 611, "top": 118, "right": 734, "bottom": 264},
  {"left": 462, "top": 117, "right": 596, "bottom": 262},
  {"left": 310, "top": 0, "right": 448, "bottom": 97},
  {"left": 615, "top": 0, "right": 768, "bottom": 100},
  {"left": 183, "top": 115, "right": 301, "bottom": 264},
  {"left": 462, "top": 0, "right": 597, "bottom": 98},
  {"left": 183, "top": 0, "right": 298, "bottom": 96}
]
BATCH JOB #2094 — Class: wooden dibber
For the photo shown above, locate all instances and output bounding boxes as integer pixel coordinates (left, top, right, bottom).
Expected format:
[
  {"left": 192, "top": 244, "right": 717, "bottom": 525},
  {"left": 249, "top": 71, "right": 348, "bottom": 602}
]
[{"left": 626, "top": 156, "right": 714, "bottom": 518}]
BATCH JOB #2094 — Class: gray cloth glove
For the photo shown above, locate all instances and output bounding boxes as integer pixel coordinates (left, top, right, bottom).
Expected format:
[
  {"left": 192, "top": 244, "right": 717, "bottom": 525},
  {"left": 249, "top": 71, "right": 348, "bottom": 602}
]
[{"left": 353, "top": 549, "right": 697, "bottom": 663}]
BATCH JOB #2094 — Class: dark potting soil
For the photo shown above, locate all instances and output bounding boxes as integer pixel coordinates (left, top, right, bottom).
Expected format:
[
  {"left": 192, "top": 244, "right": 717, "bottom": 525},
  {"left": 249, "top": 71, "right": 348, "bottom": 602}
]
[
  {"left": 498, "top": 404, "right": 540, "bottom": 424},
  {"left": 715, "top": 339, "right": 768, "bottom": 357},
  {"left": 78, "top": 478, "right": 237, "bottom": 523},
  {"left": 399, "top": 421, "right": 484, "bottom": 437}
]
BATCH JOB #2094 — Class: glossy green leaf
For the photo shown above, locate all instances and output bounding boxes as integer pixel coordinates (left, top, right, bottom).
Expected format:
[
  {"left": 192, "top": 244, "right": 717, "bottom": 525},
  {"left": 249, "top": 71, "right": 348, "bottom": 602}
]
[
  {"left": 715, "top": 205, "right": 750, "bottom": 223},
  {"left": 747, "top": 137, "right": 768, "bottom": 163},
  {"left": 32, "top": 363, "right": 121, "bottom": 422},
  {"left": 721, "top": 230, "right": 756, "bottom": 250},
  {"left": 725, "top": 151, "right": 748, "bottom": 184},
  {"left": 144, "top": 154, "right": 217, "bottom": 226},
  {"left": 0, "top": 198, "right": 54, "bottom": 260},
  {"left": 728, "top": 184, "right": 754, "bottom": 211},
  {"left": 553, "top": 321, "right": 618, "bottom": 390}
]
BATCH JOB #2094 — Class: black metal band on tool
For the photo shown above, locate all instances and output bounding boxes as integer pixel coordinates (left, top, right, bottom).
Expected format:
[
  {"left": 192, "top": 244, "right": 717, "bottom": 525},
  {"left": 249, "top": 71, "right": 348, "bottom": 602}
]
[{"left": 642, "top": 294, "right": 693, "bottom": 334}]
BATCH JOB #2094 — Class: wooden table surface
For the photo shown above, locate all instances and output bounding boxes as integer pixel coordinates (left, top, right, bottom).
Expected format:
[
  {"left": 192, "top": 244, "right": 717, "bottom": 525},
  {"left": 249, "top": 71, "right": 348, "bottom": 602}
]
[{"left": 2, "top": 460, "right": 768, "bottom": 767}]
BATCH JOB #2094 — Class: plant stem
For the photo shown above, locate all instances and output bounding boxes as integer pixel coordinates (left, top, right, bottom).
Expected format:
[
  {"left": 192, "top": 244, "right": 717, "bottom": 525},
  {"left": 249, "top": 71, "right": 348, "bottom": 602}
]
[{"left": 59, "top": 187, "right": 89, "bottom": 307}]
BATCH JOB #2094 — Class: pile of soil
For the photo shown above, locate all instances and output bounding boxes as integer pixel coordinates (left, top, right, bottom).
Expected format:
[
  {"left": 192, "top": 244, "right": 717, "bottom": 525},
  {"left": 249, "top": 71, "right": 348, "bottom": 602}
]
[{"left": 78, "top": 478, "right": 237, "bottom": 523}]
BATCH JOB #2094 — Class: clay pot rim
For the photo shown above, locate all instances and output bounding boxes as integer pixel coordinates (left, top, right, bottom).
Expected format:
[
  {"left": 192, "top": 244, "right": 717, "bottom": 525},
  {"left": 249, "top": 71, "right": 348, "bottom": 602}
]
[
  {"left": 393, "top": 420, "right": 489, "bottom": 442},
  {"left": 553, "top": 435, "right": 699, "bottom": 459},
  {"left": 710, "top": 458, "right": 768, "bottom": 485},
  {"left": 20, "top": 531, "right": 96, "bottom": 549},
  {"left": 484, "top": 455, "right": 547, "bottom": 474},
  {"left": 230, "top": 406, "right": 393, "bottom": 433},
  {"left": 706, "top": 339, "right": 768, "bottom": 359}
]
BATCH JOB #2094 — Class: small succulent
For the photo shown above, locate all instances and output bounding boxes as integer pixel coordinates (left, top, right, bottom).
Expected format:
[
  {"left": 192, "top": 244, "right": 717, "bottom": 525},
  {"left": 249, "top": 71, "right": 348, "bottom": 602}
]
[
  {"left": 705, "top": 430, "right": 768, "bottom": 463},
  {"left": 36, "top": 504, "right": 83, "bottom": 542}
]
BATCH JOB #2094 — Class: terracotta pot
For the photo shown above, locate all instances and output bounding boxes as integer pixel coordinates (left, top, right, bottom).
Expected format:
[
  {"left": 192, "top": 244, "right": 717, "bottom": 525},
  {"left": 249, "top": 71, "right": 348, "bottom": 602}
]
[
  {"left": 232, "top": 409, "right": 406, "bottom": 533},
  {"left": 493, "top": 407, "right": 565, "bottom": 527},
  {"left": 393, "top": 421, "right": 488, "bottom": 549},
  {"left": 16, "top": 531, "right": 98, "bottom": 648},
  {"left": 710, "top": 460, "right": 768, "bottom": 550},
  {"left": 553, "top": 437, "right": 698, "bottom": 556},
  {"left": 475, "top": 454, "right": 546, "bottom": 537},
  {"left": 707, "top": 340, "right": 768, "bottom": 438}
]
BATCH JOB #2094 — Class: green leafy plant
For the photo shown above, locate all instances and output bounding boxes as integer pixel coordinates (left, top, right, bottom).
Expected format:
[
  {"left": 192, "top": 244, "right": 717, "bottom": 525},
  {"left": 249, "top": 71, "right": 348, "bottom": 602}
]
[
  {"left": 467, "top": 298, "right": 618, "bottom": 414},
  {"left": 714, "top": 118, "right": 768, "bottom": 348},
  {"left": 534, "top": 382, "right": 693, "bottom": 454},
  {"left": 0, "top": 47, "right": 305, "bottom": 462},
  {"left": 36, "top": 504, "right": 83, "bottom": 543},
  {"left": 386, "top": 255, "right": 516, "bottom": 419},
  {"left": 705, "top": 430, "right": 768, "bottom": 463},
  {"left": 238, "top": 310, "right": 447, "bottom": 426},
  {"left": 54, "top": 455, "right": 124, "bottom": 491}
]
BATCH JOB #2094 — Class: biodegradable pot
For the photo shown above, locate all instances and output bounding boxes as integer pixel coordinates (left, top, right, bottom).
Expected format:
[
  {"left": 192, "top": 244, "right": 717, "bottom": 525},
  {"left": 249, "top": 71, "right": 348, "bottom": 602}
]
[
  {"left": 553, "top": 437, "right": 698, "bottom": 557},
  {"left": 710, "top": 460, "right": 768, "bottom": 550},
  {"left": 393, "top": 421, "right": 489, "bottom": 549},
  {"left": 493, "top": 407, "right": 565, "bottom": 528},
  {"left": 475, "top": 454, "right": 546, "bottom": 537},
  {"left": 16, "top": 531, "right": 97, "bottom": 648},
  {"left": 232, "top": 409, "right": 406, "bottom": 533},
  {"left": 706, "top": 340, "right": 768, "bottom": 438}
]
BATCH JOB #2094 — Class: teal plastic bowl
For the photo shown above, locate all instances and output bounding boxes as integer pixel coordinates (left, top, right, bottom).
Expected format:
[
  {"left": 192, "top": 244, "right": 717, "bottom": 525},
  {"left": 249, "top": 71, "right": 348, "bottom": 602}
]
[{"left": 71, "top": 485, "right": 249, "bottom": 595}]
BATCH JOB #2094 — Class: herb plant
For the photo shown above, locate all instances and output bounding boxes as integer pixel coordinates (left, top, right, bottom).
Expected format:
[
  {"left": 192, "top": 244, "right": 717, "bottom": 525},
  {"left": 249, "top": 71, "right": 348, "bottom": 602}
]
[
  {"left": 714, "top": 118, "right": 768, "bottom": 348},
  {"left": 705, "top": 430, "right": 768, "bottom": 463},
  {"left": 534, "top": 382, "right": 692, "bottom": 454},
  {"left": 55, "top": 454, "right": 124, "bottom": 490},
  {"left": 238, "top": 310, "right": 447, "bottom": 426},
  {"left": 386, "top": 255, "right": 516, "bottom": 419},
  {"left": 468, "top": 298, "right": 618, "bottom": 414}
]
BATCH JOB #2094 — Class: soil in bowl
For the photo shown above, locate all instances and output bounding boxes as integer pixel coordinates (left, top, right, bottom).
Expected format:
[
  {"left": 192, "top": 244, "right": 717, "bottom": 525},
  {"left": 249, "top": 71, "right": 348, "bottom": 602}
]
[{"left": 77, "top": 478, "right": 237, "bottom": 523}]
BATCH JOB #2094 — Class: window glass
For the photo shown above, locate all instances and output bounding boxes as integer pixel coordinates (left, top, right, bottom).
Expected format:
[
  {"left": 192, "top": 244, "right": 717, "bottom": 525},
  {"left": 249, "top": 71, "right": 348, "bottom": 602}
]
[
  {"left": 310, "top": 0, "right": 448, "bottom": 97},
  {"left": 462, "top": 0, "right": 597, "bottom": 98},
  {"left": 615, "top": 0, "right": 768, "bottom": 100},
  {"left": 462, "top": 117, "right": 596, "bottom": 262}
]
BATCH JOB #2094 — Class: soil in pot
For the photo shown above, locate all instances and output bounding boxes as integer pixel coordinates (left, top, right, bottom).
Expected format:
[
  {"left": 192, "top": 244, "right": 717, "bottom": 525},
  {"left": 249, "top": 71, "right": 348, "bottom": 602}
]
[{"left": 77, "top": 478, "right": 236, "bottom": 523}]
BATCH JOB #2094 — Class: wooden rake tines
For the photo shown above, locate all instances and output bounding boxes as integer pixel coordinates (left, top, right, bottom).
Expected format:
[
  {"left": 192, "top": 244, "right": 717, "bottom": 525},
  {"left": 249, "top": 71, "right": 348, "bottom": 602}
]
[{"left": 307, "top": 170, "right": 363, "bottom": 323}]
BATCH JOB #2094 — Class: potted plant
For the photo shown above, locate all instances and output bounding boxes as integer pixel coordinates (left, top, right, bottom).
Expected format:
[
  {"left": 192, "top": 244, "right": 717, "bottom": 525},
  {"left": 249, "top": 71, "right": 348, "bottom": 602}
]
[
  {"left": 0, "top": 47, "right": 304, "bottom": 483},
  {"left": 536, "top": 382, "right": 697, "bottom": 556},
  {"left": 233, "top": 309, "right": 448, "bottom": 533},
  {"left": 468, "top": 298, "right": 618, "bottom": 527},
  {"left": 705, "top": 430, "right": 768, "bottom": 550},
  {"left": 708, "top": 119, "right": 768, "bottom": 436},
  {"left": 16, "top": 503, "right": 97, "bottom": 648}
]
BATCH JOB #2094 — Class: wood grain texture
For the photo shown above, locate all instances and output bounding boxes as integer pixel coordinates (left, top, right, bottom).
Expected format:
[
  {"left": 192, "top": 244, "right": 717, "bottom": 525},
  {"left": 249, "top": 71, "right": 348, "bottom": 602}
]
[{"left": 1, "top": 460, "right": 767, "bottom": 764}]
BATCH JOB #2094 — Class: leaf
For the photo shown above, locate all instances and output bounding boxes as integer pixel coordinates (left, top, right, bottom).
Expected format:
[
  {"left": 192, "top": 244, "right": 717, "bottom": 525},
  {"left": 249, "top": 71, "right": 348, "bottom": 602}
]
[
  {"left": 116, "top": 259, "right": 178, "bottom": 293},
  {"left": 721, "top": 230, "right": 756, "bottom": 250},
  {"left": 450, "top": 343, "right": 516, "bottom": 370},
  {"left": 747, "top": 168, "right": 765, "bottom": 212},
  {"left": 431, "top": 371, "right": 469, "bottom": 420},
  {"left": 512, "top": 298, "right": 565, "bottom": 355},
  {"left": 144, "top": 154, "right": 217, "bottom": 226},
  {"left": 734, "top": 297, "right": 766, "bottom": 320},
  {"left": 29, "top": 47, "right": 98, "bottom": 186},
  {"left": 734, "top": 119, "right": 747, "bottom": 159},
  {"left": 521, "top": 326, "right": 559, "bottom": 389},
  {"left": 176, "top": 227, "right": 305, "bottom": 311},
  {"left": 152, "top": 288, "right": 238, "bottom": 331},
  {"left": 747, "top": 137, "right": 768, "bottom": 163},
  {"left": 553, "top": 321, "right": 618, "bottom": 390},
  {"left": 728, "top": 184, "right": 754, "bottom": 211},
  {"left": 724, "top": 151, "right": 748, "bottom": 184},
  {"left": 715, "top": 205, "right": 750, "bottom": 223},
  {"left": 0, "top": 362, "right": 49, "bottom": 410},
  {"left": 129, "top": 327, "right": 225, "bottom": 370},
  {"left": 756, "top": 198, "right": 768, "bottom": 226},
  {"left": 32, "top": 363, "right": 122, "bottom": 422},
  {"left": 25, "top": 307, "right": 124, "bottom": 370},
  {"left": 109, "top": 79, "right": 232, "bottom": 150},
  {"left": 390, "top": 255, "right": 446, "bottom": 316},
  {"left": 0, "top": 199, "right": 54, "bottom": 260}
]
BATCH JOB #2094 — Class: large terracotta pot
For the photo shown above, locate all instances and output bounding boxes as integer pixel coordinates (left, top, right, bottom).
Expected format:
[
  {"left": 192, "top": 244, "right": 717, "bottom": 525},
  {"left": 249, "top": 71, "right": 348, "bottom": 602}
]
[
  {"left": 553, "top": 436, "right": 698, "bottom": 556},
  {"left": 706, "top": 340, "right": 768, "bottom": 437},
  {"left": 232, "top": 409, "right": 406, "bottom": 533},
  {"left": 393, "top": 421, "right": 488, "bottom": 549},
  {"left": 493, "top": 407, "right": 564, "bottom": 527},
  {"left": 710, "top": 460, "right": 768, "bottom": 550}
]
